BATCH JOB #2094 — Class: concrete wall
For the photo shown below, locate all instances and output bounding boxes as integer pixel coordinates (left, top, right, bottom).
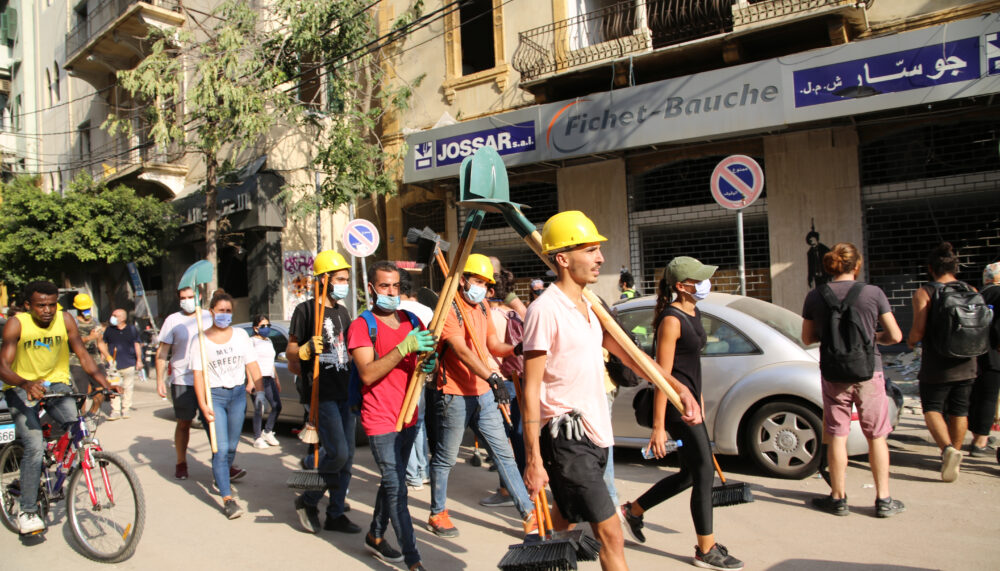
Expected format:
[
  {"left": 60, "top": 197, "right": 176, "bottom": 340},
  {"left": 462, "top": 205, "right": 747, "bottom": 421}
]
[
  {"left": 763, "top": 127, "right": 863, "bottom": 312},
  {"left": 556, "top": 158, "right": 628, "bottom": 304}
]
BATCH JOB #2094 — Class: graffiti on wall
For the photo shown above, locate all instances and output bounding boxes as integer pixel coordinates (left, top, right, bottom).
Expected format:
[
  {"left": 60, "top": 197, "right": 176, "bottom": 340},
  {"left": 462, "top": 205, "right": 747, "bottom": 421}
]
[{"left": 283, "top": 250, "right": 314, "bottom": 319}]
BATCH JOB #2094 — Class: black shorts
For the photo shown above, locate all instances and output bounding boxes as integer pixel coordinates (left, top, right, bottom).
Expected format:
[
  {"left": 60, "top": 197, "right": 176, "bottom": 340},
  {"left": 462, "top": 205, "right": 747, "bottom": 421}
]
[
  {"left": 70, "top": 363, "right": 104, "bottom": 393},
  {"left": 919, "top": 379, "right": 974, "bottom": 416},
  {"left": 539, "top": 427, "right": 616, "bottom": 525},
  {"left": 171, "top": 384, "right": 199, "bottom": 421}
]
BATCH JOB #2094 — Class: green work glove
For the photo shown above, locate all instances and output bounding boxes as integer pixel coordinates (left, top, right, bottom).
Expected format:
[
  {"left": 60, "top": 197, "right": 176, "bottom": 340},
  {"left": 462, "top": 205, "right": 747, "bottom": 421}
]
[
  {"left": 298, "top": 335, "right": 323, "bottom": 361},
  {"left": 420, "top": 352, "right": 438, "bottom": 374},
  {"left": 396, "top": 329, "right": 436, "bottom": 357}
]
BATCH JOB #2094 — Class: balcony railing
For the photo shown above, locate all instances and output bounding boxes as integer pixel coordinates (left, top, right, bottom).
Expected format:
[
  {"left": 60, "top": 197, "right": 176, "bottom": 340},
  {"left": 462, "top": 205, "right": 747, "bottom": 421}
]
[
  {"left": 79, "top": 112, "right": 183, "bottom": 182},
  {"left": 512, "top": 0, "right": 872, "bottom": 82},
  {"left": 66, "top": 0, "right": 181, "bottom": 60}
]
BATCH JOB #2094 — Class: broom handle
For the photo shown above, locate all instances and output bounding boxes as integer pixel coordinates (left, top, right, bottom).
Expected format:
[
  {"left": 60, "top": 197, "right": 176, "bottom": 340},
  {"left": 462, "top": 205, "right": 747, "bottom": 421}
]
[
  {"left": 311, "top": 275, "right": 329, "bottom": 468},
  {"left": 535, "top": 488, "right": 546, "bottom": 537},
  {"left": 398, "top": 225, "right": 480, "bottom": 429},
  {"left": 711, "top": 453, "right": 727, "bottom": 485},
  {"left": 539, "top": 488, "right": 554, "bottom": 536},
  {"left": 520, "top": 230, "right": 687, "bottom": 414},
  {"left": 433, "top": 249, "right": 513, "bottom": 427},
  {"left": 193, "top": 287, "right": 217, "bottom": 454}
]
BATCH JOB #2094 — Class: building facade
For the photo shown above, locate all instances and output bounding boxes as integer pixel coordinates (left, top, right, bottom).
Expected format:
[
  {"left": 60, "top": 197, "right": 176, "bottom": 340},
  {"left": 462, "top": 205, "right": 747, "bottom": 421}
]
[{"left": 388, "top": 0, "right": 1000, "bottom": 329}]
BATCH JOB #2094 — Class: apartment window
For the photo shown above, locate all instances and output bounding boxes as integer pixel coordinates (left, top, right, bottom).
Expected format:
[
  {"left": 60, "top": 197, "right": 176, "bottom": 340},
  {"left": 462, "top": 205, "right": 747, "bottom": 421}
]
[
  {"left": 459, "top": 0, "right": 495, "bottom": 75},
  {"left": 78, "top": 120, "right": 92, "bottom": 160},
  {"left": 442, "top": 0, "right": 508, "bottom": 103}
]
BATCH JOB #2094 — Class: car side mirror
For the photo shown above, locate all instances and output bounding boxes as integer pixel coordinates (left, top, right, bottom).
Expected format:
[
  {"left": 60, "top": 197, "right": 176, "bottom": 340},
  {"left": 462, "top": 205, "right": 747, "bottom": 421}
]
[{"left": 276, "top": 352, "right": 288, "bottom": 363}]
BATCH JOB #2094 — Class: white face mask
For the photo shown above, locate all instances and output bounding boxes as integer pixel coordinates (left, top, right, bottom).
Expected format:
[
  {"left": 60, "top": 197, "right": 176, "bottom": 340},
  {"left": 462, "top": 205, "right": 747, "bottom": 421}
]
[
  {"left": 693, "top": 279, "right": 711, "bottom": 301},
  {"left": 179, "top": 298, "right": 196, "bottom": 314}
]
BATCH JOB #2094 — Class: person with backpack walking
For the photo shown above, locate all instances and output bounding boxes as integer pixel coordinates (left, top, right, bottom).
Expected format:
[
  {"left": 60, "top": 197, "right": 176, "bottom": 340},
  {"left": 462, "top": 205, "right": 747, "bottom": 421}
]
[
  {"left": 397, "top": 271, "right": 434, "bottom": 491},
  {"left": 801, "top": 242, "right": 905, "bottom": 517},
  {"left": 349, "top": 261, "right": 435, "bottom": 570},
  {"left": 907, "top": 242, "right": 990, "bottom": 482},
  {"left": 967, "top": 261, "right": 1000, "bottom": 457},
  {"left": 619, "top": 256, "right": 744, "bottom": 570},
  {"left": 288, "top": 250, "right": 361, "bottom": 534}
]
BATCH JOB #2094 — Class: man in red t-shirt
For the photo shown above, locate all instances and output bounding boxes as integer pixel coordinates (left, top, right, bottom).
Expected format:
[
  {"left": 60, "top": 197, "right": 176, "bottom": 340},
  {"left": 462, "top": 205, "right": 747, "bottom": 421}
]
[
  {"left": 349, "top": 261, "right": 436, "bottom": 570},
  {"left": 426, "top": 254, "right": 535, "bottom": 539}
]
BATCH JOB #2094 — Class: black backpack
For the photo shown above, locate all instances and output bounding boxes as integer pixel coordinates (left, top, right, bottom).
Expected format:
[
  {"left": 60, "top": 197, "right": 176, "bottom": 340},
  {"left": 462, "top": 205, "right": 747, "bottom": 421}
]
[
  {"left": 926, "top": 281, "right": 992, "bottom": 359},
  {"left": 818, "top": 282, "right": 875, "bottom": 382}
]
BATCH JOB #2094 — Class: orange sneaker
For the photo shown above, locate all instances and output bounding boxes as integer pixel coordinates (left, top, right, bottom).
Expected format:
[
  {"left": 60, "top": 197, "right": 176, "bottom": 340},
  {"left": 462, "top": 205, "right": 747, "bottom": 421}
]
[
  {"left": 427, "top": 510, "right": 459, "bottom": 538},
  {"left": 522, "top": 512, "right": 538, "bottom": 536}
]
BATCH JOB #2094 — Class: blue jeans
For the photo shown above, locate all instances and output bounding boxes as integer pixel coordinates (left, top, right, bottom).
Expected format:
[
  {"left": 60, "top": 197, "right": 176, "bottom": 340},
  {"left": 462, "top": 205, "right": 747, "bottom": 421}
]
[
  {"left": 405, "top": 389, "right": 428, "bottom": 486},
  {"left": 603, "top": 390, "right": 618, "bottom": 505},
  {"left": 302, "top": 399, "right": 355, "bottom": 518},
  {"left": 204, "top": 386, "right": 246, "bottom": 498},
  {"left": 370, "top": 426, "right": 420, "bottom": 567},
  {"left": 252, "top": 376, "right": 282, "bottom": 438},
  {"left": 6, "top": 383, "right": 77, "bottom": 512},
  {"left": 494, "top": 382, "right": 525, "bottom": 489},
  {"left": 430, "top": 390, "right": 534, "bottom": 519}
]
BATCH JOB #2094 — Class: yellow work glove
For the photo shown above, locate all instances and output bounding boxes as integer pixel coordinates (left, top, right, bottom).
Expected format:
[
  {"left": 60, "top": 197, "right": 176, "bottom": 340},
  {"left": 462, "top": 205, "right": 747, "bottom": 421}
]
[{"left": 298, "top": 335, "right": 324, "bottom": 361}]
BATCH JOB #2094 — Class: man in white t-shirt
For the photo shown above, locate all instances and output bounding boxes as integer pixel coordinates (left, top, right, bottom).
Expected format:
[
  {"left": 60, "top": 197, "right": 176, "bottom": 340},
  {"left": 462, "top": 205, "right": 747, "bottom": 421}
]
[
  {"left": 521, "top": 211, "right": 700, "bottom": 571},
  {"left": 156, "top": 286, "right": 212, "bottom": 481}
]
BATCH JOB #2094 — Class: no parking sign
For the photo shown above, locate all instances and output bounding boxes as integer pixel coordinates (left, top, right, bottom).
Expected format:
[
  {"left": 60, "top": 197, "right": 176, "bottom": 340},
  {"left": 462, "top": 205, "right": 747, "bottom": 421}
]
[
  {"left": 342, "top": 219, "right": 380, "bottom": 257},
  {"left": 710, "top": 155, "right": 764, "bottom": 210}
]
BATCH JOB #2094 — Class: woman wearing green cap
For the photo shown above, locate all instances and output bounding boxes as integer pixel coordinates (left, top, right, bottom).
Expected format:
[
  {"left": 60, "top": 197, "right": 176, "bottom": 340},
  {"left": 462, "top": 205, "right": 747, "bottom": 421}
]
[{"left": 620, "top": 256, "right": 743, "bottom": 571}]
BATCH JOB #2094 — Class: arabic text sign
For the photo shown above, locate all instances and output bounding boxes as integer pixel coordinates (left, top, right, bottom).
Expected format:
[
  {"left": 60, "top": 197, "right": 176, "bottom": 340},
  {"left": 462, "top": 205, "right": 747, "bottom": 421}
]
[
  {"left": 429, "top": 121, "right": 535, "bottom": 168},
  {"left": 710, "top": 156, "right": 763, "bottom": 210},
  {"left": 793, "top": 36, "right": 980, "bottom": 108}
]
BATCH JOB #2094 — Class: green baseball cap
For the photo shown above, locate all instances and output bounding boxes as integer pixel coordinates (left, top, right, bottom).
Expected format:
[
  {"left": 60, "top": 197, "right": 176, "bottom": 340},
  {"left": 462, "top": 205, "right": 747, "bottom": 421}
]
[{"left": 665, "top": 256, "right": 718, "bottom": 283}]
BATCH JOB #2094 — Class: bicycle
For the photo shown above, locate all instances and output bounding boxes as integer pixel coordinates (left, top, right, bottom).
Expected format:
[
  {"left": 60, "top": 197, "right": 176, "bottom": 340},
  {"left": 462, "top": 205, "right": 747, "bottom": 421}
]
[{"left": 0, "top": 390, "right": 145, "bottom": 563}]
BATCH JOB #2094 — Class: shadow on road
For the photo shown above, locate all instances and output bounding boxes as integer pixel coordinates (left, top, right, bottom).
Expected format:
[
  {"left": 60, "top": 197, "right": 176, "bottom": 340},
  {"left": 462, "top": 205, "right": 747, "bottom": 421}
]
[{"left": 767, "top": 560, "right": 937, "bottom": 570}]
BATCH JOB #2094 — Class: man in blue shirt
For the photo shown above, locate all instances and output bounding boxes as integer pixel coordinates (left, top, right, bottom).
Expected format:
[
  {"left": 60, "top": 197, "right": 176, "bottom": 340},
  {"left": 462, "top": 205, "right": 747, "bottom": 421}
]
[{"left": 100, "top": 308, "right": 142, "bottom": 420}]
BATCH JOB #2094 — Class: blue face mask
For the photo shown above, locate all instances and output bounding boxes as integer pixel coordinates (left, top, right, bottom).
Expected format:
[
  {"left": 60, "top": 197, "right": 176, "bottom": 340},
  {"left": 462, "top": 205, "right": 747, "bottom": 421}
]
[
  {"left": 81, "top": 310, "right": 91, "bottom": 318},
  {"left": 109, "top": 316, "right": 119, "bottom": 326},
  {"left": 374, "top": 293, "right": 400, "bottom": 312},
  {"left": 330, "top": 284, "right": 349, "bottom": 300},
  {"left": 256, "top": 326, "right": 271, "bottom": 337},
  {"left": 213, "top": 313, "right": 233, "bottom": 328},
  {"left": 464, "top": 284, "right": 487, "bottom": 305}
]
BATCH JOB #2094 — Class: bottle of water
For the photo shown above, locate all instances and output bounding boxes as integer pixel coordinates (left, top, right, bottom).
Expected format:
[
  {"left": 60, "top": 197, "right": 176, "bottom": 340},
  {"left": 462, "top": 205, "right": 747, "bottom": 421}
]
[
  {"left": 25, "top": 381, "right": 52, "bottom": 408},
  {"left": 641, "top": 439, "right": 683, "bottom": 459}
]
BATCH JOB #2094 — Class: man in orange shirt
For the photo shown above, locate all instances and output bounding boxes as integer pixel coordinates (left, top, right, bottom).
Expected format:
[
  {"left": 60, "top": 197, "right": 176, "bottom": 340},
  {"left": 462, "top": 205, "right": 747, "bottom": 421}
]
[{"left": 426, "top": 254, "right": 535, "bottom": 538}]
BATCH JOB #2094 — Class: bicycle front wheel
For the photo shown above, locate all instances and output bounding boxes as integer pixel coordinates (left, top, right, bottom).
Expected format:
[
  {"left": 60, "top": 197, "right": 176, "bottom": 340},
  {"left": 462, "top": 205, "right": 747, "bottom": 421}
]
[
  {"left": 0, "top": 442, "right": 24, "bottom": 533},
  {"left": 67, "top": 450, "right": 145, "bottom": 562}
]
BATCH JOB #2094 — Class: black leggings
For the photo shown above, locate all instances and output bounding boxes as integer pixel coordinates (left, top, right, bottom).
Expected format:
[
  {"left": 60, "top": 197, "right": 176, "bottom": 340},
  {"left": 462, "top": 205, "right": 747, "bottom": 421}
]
[
  {"left": 635, "top": 411, "right": 714, "bottom": 536},
  {"left": 969, "top": 368, "right": 1000, "bottom": 436}
]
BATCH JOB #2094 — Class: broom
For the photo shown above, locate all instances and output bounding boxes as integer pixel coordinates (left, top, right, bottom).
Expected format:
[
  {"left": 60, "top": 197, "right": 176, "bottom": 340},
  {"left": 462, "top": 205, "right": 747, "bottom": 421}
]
[
  {"left": 498, "top": 489, "right": 577, "bottom": 571},
  {"left": 710, "top": 453, "right": 754, "bottom": 507},
  {"left": 539, "top": 489, "right": 601, "bottom": 562},
  {"left": 286, "top": 274, "right": 328, "bottom": 491}
]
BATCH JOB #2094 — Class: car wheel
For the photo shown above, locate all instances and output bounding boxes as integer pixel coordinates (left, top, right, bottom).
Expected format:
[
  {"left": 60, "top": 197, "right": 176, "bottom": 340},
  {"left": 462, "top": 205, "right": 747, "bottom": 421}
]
[{"left": 743, "top": 401, "right": 822, "bottom": 479}]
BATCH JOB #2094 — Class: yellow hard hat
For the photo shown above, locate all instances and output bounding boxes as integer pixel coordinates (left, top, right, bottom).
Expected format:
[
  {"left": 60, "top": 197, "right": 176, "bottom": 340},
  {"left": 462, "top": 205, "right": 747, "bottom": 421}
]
[
  {"left": 541, "top": 211, "right": 607, "bottom": 253},
  {"left": 314, "top": 250, "right": 350, "bottom": 275},
  {"left": 463, "top": 254, "right": 495, "bottom": 284},
  {"left": 73, "top": 293, "right": 93, "bottom": 310}
]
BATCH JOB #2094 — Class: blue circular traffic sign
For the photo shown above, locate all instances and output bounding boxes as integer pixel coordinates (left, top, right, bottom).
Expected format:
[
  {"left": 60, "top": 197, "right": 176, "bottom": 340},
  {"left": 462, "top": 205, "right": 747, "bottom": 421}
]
[
  {"left": 710, "top": 155, "right": 764, "bottom": 210},
  {"left": 342, "top": 219, "right": 380, "bottom": 257}
]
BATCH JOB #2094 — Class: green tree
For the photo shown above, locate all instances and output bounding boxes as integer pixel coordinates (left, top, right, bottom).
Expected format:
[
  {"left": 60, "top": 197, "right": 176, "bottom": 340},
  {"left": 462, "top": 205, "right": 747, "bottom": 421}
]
[
  {"left": 0, "top": 175, "right": 179, "bottom": 292},
  {"left": 111, "top": 0, "right": 424, "bottom": 281}
]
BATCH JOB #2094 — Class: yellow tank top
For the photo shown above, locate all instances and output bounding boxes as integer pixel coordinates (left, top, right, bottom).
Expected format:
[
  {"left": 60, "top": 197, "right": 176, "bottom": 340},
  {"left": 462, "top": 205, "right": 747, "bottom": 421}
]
[{"left": 6, "top": 311, "right": 71, "bottom": 389}]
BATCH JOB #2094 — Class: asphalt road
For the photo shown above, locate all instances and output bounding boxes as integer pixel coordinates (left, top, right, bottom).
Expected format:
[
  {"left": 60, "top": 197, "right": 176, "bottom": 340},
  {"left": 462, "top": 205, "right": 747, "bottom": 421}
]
[{"left": 2, "top": 380, "right": 998, "bottom": 570}]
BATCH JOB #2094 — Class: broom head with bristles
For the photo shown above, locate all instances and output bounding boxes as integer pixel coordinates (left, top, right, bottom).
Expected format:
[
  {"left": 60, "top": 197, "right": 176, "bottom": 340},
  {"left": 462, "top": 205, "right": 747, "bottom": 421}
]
[
  {"left": 711, "top": 481, "right": 754, "bottom": 507},
  {"left": 498, "top": 540, "right": 577, "bottom": 571},
  {"left": 286, "top": 470, "right": 327, "bottom": 491},
  {"left": 298, "top": 422, "right": 318, "bottom": 444}
]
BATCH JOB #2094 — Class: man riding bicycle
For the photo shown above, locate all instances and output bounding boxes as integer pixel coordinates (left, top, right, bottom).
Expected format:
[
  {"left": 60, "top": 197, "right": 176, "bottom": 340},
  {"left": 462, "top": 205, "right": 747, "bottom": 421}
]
[{"left": 0, "top": 280, "right": 120, "bottom": 534}]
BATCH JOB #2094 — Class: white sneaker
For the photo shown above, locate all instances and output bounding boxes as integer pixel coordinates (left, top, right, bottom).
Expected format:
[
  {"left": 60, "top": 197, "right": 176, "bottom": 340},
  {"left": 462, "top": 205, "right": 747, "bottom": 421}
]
[
  {"left": 253, "top": 437, "right": 269, "bottom": 449},
  {"left": 18, "top": 511, "right": 45, "bottom": 534},
  {"left": 263, "top": 431, "right": 280, "bottom": 446}
]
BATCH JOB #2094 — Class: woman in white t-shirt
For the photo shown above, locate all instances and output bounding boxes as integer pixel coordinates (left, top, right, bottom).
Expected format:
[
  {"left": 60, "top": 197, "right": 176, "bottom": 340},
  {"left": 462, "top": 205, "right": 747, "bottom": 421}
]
[
  {"left": 250, "top": 314, "right": 282, "bottom": 449},
  {"left": 191, "top": 292, "right": 263, "bottom": 520}
]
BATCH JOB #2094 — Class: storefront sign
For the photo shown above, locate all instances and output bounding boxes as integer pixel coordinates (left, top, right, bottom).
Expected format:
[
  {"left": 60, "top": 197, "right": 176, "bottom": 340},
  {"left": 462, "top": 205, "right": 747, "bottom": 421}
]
[
  {"left": 404, "top": 13, "right": 1000, "bottom": 185},
  {"left": 793, "top": 36, "right": 980, "bottom": 107}
]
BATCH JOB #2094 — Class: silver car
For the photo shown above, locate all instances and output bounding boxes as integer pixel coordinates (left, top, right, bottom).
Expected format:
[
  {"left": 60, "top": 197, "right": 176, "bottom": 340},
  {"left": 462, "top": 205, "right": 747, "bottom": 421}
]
[{"left": 610, "top": 293, "right": 902, "bottom": 479}]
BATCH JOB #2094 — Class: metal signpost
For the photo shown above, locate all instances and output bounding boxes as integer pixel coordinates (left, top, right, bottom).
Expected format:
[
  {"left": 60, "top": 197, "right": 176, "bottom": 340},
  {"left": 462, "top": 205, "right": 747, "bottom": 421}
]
[
  {"left": 710, "top": 155, "right": 764, "bottom": 296},
  {"left": 342, "top": 218, "right": 381, "bottom": 310},
  {"left": 126, "top": 262, "right": 158, "bottom": 336}
]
